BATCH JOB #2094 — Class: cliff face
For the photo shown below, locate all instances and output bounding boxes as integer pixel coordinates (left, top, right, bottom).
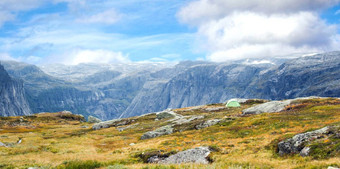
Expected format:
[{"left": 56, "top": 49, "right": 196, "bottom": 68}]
[
  {"left": 244, "top": 52, "right": 340, "bottom": 99},
  {"left": 1, "top": 52, "right": 340, "bottom": 120},
  {"left": 121, "top": 63, "right": 271, "bottom": 117},
  {"left": 0, "top": 64, "right": 31, "bottom": 116},
  {"left": 122, "top": 52, "right": 340, "bottom": 117}
]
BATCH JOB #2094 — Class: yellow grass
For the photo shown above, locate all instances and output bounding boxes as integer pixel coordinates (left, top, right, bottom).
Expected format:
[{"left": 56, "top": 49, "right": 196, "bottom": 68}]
[{"left": 0, "top": 98, "right": 339, "bottom": 168}]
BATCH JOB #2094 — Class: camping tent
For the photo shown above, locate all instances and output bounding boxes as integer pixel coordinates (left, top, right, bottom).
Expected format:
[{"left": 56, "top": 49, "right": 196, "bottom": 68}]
[{"left": 226, "top": 99, "right": 241, "bottom": 107}]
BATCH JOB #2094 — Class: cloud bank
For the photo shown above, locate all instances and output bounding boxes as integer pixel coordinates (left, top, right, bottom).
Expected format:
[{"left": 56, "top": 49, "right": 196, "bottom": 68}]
[
  {"left": 76, "top": 9, "right": 122, "bottom": 24},
  {"left": 178, "top": 0, "right": 340, "bottom": 62},
  {"left": 0, "top": 0, "right": 48, "bottom": 27},
  {"left": 53, "top": 49, "right": 131, "bottom": 65}
]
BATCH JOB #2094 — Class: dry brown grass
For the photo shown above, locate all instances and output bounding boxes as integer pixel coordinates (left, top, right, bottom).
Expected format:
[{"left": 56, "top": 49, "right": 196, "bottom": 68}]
[{"left": 0, "top": 98, "right": 339, "bottom": 168}]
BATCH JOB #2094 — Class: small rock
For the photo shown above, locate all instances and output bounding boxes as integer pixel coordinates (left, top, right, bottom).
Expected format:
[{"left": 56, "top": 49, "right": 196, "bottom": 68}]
[
  {"left": 17, "top": 138, "right": 22, "bottom": 144},
  {"left": 159, "top": 147, "right": 211, "bottom": 164},
  {"left": 204, "top": 107, "right": 226, "bottom": 112},
  {"left": 299, "top": 147, "right": 310, "bottom": 157},
  {"left": 195, "top": 119, "right": 221, "bottom": 130},
  {"left": 148, "top": 156, "right": 164, "bottom": 163},
  {"left": 28, "top": 167, "right": 39, "bottom": 169},
  {"left": 61, "top": 110, "right": 72, "bottom": 114},
  {"left": 80, "top": 125, "right": 88, "bottom": 128},
  {"left": 0, "top": 142, "right": 7, "bottom": 147},
  {"left": 328, "top": 166, "right": 340, "bottom": 169},
  {"left": 117, "top": 123, "right": 139, "bottom": 132},
  {"left": 141, "top": 125, "right": 174, "bottom": 140},
  {"left": 88, "top": 116, "right": 102, "bottom": 123},
  {"left": 129, "top": 143, "right": 135, "bottom": 146}
]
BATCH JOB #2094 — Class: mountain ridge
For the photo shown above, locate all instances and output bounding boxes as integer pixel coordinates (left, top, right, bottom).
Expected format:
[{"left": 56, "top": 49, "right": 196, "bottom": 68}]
[{"left": 0, "top": 51, "right": 339, "bottom": 119}]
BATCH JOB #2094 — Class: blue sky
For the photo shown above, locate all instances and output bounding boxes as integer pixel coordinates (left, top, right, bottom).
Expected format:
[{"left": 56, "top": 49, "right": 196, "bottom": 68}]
[{"left": 0, "top": 0, "right": 339, "bottom": 65}]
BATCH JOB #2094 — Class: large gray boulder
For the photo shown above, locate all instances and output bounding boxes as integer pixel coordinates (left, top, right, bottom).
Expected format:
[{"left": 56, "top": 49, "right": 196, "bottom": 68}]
[
  {"left": 88, "top": 115, "right": 102, "bottom": 123},
  {"left": 155, "top": 109, "right": 178, "bottom": 120},
  {"left": 92, "top": 119, "right": 132, "bottom": 130},
  {"left": 195, "top": 119, "right": 221, "bottom": 130},
  {"left": 278, "top": 126, "right": 329, "bottom": 156},
  {"left": 159, "top": 147, "right": 211, "bottom": 164},
  {"left": 141, "top": 125, "right": 174, "bottom": 140},
  {"left": 242, "top": 96, "right": 325, "bottom": 115},
  {"left": 242, "top": 100, "right": 291, "bottom": 115},
  {"left": 170, "top": 115, "right": 204, "bottom": 125}
]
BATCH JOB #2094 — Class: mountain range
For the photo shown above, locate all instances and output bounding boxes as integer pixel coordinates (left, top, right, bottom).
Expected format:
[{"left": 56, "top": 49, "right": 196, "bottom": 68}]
[{"left": 0, "top": 51, "right": 339, "bottom": 120}]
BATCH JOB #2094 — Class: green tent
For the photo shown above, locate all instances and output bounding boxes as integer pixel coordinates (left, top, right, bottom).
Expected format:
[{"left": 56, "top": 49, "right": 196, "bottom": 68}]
[{"left": 226, "top": 99, "right": 241, "bottom": 107}]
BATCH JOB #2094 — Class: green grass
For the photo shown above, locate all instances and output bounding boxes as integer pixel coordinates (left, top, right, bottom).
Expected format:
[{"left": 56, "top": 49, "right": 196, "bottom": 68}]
[{"left": 57, "top": 160, "right": 102, "bottom": 169}]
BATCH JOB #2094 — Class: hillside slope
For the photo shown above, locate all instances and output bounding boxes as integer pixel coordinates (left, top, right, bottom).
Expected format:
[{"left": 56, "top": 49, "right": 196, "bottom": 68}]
[{"left": 0, "top": 97, "right": 339, "bottom": 168}]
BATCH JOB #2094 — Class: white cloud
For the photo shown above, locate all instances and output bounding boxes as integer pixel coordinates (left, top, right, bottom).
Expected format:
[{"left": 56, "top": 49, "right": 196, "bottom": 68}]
[
  {"left": 76, "top": 9, "right": 122, "bottom": 24},
  {"left": 0, "top": 0, "right": 46, "bottom": 27},
  {"left": 0, "top": 53, "right": 17, "bottom": 61},
  {"left": 336, "top": 10, "right": 340, "bottom": 15},
  {"left": 178, "top": 0, "right": 340, "bottom": 62},
  {"left": 0, "top": 11, "right": 15, "bottom": 27},
  {"left": 243, "top": 59, "right": 275, "bottom": 65},
  {"left": 47, "top": 49, "right": 130, "bottom": 65},
  {"left": 52, "top": 0, "right": 86, "bottom": 13},
  {"left": 178, "top": 0, "right": 340, "bottom": 25}
]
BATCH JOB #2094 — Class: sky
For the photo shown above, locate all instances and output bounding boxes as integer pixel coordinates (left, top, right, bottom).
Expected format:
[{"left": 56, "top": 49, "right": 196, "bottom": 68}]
[{"left": 0, "top": 0, "right": 339, "bottom": 65}]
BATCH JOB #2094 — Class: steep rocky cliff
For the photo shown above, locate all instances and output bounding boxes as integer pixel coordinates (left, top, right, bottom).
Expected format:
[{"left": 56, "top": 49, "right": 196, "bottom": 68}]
[
  {"left": 1, "top": 52, "right": 339, "bottom": 119},
  {"left": 245, "top": 52, "right": 340, "bottom": 99},
  {"left": 0, "top": 64, "right": 31, "bottom": 116}
]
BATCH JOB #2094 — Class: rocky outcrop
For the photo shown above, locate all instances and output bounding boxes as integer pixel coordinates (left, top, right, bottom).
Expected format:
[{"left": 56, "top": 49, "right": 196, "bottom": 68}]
[
  {"left": 242, "top": 97, "right": 325, "bottom": 115},
  {"left": 170, "top": 115, "right": 204, "bottom": 125},
  {"left": 88, "top": 116, "right": 102, "bottom": 123},
  {"left": 278, "top": 126, "right": 330, "bottom": 156},
  {"left": 140, "top": 125, "right": 174, "bottom": 140},
  {"left": 155, "top": 109, "right": 178, "bottom": 120},
  {"left": 158, "top": 147, "right": 211, "bottom": 164},
  {"left": 141, "top": 114, "right": 206, "bottom": 139},
  {"left": 195, "top": 119, "right": 221, "bottom": 130},
  {"left": 242, "top": 100, "right": 291, "bottom": 115},
  {"left": 92, "top": 119, "right": 132, "bottom": 130}
]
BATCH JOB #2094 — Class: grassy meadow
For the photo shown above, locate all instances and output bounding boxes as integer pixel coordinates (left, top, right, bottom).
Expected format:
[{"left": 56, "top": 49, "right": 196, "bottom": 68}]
[{"left": 0, "top": 98, "right": 340, "bottom": 169}]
